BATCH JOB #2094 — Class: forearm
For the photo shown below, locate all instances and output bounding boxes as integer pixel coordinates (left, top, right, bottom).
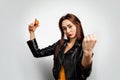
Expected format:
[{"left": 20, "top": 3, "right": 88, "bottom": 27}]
[
  {"left": 27, "top": 39, "right": 58, "bottom": 58},
  {"left": 30, "top": 32, "right": 35, "bottom": 40},
  {"left": 81, "top": 51, "right": 93, "bottom": 68}
]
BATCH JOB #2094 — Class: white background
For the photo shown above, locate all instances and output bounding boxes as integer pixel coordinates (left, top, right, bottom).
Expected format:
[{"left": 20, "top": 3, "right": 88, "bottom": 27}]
[{"left": 0, "top": 0, "right": 120, "bottom": 80}]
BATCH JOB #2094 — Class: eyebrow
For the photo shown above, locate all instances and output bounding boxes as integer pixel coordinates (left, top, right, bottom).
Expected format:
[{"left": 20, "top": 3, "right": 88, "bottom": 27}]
[
  {"left": 67, "top": 24, "right": 71, "bottom": 27},
  {"left": 62, "top": 24, "right": 71, "bottom": 28}
]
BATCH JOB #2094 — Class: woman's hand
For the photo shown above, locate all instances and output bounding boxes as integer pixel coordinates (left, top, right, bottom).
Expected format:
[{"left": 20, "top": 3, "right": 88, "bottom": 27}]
[
  {"left": 82, "top": 34, "right": 97, "bottom": 68},
  {"left": 28, "top": 19, "right": 39, "bottom": 40},
  {"left": 28, "top": 19, "right": 39, "bottom": 34},
  {"left": 82, "top": 34, "right": 97, "bottom": 55}
]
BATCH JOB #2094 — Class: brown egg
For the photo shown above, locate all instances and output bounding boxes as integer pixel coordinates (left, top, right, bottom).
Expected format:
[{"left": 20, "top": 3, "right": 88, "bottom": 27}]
[{"left": 34, "top": 19, "right": 39, "bottom": 26}]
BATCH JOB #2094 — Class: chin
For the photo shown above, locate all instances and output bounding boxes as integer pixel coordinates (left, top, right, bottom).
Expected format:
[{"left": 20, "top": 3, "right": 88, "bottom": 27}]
[{"left": 69, "top": 36, "right": 76, "bottom": 39}]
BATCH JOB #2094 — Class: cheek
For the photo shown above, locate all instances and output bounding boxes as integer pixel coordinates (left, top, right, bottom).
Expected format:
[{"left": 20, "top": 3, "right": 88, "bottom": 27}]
[{"left": 72, "top": 27, "right": 77, "bottom": 34}]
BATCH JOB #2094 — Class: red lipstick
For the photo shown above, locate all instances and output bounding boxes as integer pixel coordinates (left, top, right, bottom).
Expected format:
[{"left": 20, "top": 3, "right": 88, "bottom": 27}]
[{"left": 68, "top": 34, "right": 72, "bottom": 37}]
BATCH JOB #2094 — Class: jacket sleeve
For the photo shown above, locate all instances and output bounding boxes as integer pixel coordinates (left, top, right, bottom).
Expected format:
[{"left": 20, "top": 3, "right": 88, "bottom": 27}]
[
  {"left": 79, "top": 52, "right": 94, "bottom": 79},
  {"left": 27, "top": 38, "right": 59, "bottom": 58},
  {"left": 80, "top": 61, "right": 92, "bottom": 78},
  {"left": 78, "top": 49, "right": 94, "bottom": 79}
]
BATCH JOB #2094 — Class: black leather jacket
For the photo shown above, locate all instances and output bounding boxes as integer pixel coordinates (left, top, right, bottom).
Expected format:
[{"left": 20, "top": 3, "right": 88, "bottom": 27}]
[{"left": 27, "top": 39, "right": 92, "bottom": 80}]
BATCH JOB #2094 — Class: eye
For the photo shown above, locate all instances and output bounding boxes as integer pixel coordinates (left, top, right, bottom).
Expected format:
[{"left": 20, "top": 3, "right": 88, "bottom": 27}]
[
  {"left": 62, "top": 27, "right": 66, "bottom": 30},
  {"left": 68, "top": 25, "right": 72, "bottom": 28}
]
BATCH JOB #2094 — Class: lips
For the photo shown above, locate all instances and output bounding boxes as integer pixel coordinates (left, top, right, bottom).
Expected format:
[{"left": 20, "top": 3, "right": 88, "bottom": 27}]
[{"left": 67, "top": 34, "right": 72, "bottom": 37}]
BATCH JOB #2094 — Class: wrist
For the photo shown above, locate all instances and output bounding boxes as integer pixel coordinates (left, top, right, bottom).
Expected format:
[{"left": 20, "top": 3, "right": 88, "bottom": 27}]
[
  {"left": 83, "top": 50, "right": 92, "bottom": 54},
  {"left": 29, "top": 32, "right": 35, "bottom": 40},
  {"left": 29, "top": 31, "right": 34, "bottom": 34},
  {"left": 83, "top": 50, "right": 93, "bottom": 57}
]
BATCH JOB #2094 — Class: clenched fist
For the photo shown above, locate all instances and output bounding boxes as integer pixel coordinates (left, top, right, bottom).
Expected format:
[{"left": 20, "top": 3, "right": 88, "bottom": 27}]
[
  {"left": 82, "top": 34, "right": 97, "bottom": 55},
  {"left": 28, "top": 19, "right": 39, "bottom": 33}
]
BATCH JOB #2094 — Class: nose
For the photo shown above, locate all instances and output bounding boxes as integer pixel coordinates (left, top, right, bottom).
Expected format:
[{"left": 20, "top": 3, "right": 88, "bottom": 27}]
[{"left": 66, "top": 28, "right": 70, "bottom": 33}]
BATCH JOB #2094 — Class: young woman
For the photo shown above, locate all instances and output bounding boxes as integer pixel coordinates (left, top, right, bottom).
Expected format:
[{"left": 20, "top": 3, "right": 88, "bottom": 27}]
[{"left": 27, "top": 13, "right": 97, "bottom": 80}]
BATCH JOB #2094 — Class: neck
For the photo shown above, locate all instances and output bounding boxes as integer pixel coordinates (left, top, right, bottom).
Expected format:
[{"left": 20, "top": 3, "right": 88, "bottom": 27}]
[{"left": 69, "top": 37, "right": 76, "bottom": 44}]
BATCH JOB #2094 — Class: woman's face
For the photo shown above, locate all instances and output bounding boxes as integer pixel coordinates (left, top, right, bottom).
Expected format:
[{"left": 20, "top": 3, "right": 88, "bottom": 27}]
[{"left": 61, "top": 19, "right": 77, "bottom": 39}]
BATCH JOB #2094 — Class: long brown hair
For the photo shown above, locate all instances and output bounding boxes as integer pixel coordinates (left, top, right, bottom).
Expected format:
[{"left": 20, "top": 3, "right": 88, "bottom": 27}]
[{"left": 55, "top": 13, "right": 84, "bottom": 57}]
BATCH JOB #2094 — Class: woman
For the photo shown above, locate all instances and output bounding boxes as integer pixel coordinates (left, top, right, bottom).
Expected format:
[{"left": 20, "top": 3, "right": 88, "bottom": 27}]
[{"left": 27, "top": 13, "right": 97, "bottom": 80}]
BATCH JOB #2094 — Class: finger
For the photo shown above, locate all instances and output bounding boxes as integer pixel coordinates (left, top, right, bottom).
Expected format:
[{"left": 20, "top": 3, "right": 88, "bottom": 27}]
[
  {"left": 29, "top": 26, "right": 34, "bottom": 30},
  {"left": 28, "top": 23, "right": 34, "bottom": 31},
  {"left": 34, "top": 19, "right": 39, "bottom": 27},
  {"left": 29, "top": 23, "right": 34, "bottom": 27},
  {"left": 86, "top": 35, "right": 90, "bottom": 41},
  {"left": 90, "top": 34, "right": 97, "bottom": 43},
  {"left": 83, "top": 36, "right": 88, "bottom": 42},
  {"left": 88, "top": 34, "right": 96, "bottom": 41},
  {"left": 90, "top": 34, "right": 97, "bottom": 46},
  {"left": 89, "top": 34, "right": 94, "bottom": 40},
  {"left": 93, "top": 34, "right": 97, "bottom": 41}
]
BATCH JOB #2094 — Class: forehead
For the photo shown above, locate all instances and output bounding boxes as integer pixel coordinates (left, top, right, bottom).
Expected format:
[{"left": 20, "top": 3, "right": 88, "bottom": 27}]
[{"left": 62, "top": 19, "right": 73, "bottom": 27}]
